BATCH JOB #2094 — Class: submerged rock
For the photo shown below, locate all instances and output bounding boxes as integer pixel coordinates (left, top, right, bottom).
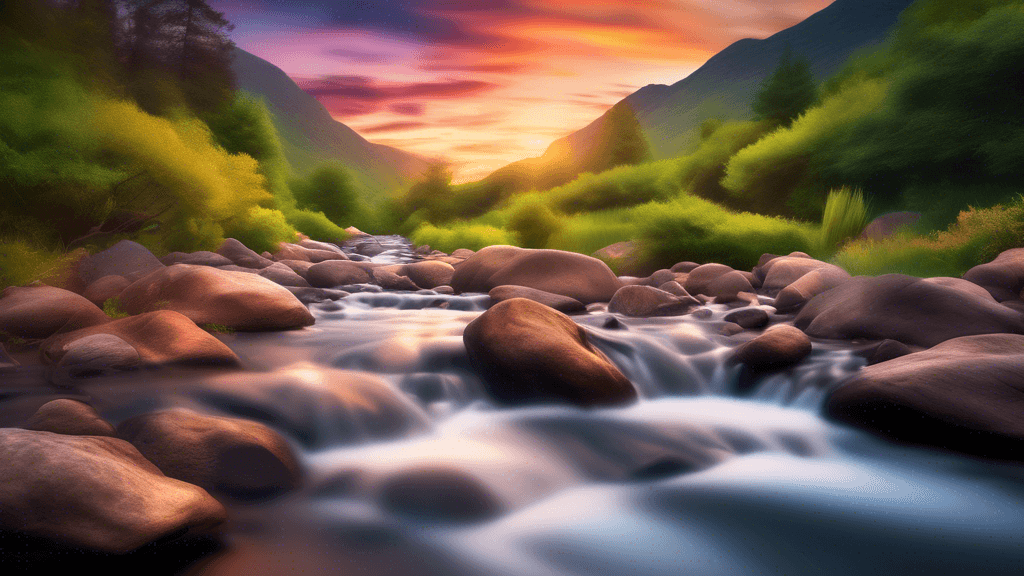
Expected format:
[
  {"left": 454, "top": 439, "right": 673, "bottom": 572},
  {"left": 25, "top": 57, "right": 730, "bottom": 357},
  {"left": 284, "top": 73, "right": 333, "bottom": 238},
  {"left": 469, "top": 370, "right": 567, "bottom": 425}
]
[
  {"left": 0, "top": 428, "right": 226, "bottom": 554},
  {"left": 731, "top": 325, "right": 812, "bottom": 372},
  {"left": 306, "top": 260, "right": 374, "bottom": 288},
  {"left": 826, "top": 334, "right": 1024, "bottom": 460},
  {"left": 379, "top": 467, "right": 502, "bottom": 523},
  {"left": 463, "top": 298, "right": 637, "bottom": 407},
  {"left": 490, "top": 285, "right": 585, "bottom": 314},
  {"left": 0, "top": 285, "right": 109, "bottom": 340}
]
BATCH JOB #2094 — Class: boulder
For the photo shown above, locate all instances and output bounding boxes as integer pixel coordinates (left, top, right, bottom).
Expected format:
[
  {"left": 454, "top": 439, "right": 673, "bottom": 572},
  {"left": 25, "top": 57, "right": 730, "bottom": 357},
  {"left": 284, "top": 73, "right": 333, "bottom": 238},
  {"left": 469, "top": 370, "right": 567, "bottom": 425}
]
[
  {"left": 161, "top": 251, "right": 233, "bottom": 267},
  {"left": 920, "top": 276, "right": 996, "bottom": 301},
  {"left": 723, "top": 308, "right": 770, "bottom": 329},
  {"left": 731, "top": 325, "right": 812, "bottom": 372},
  {"left": 117, "top": 409, "right": 302, "bottom": 501},
  {"left": 657, "top": 281, "right": 695, "bottom": 300},
  {"left": 451, "top": 248, "right": 476, "bottom": 259},
  {"left": 402, "top": 261, "right": 455, "bottom": 290},
  {"left": 82, "top": 275, "right": 131, "bottom": 307},
  {"left": 256, "top": 262, "right": 311, "bottom": 288},
  {"left": 963, "top": 249, "right": 1024, "bottom": 301},
  {"left": 794, "top": 274, "right": 1024, "bottom": 348},
  {"left": 490, "top": 285, "right": 585, "bottom": 314},
  {"left": 0, "top": 342, "right": 17, "bottom": 370},
  {"left": 41, "top": 311, "right": 239, "bottom": 367},
  {"left": 0, "top": 285, "right": 109, "bottom": 340},
  {"left": 51, "top": 333, "right": 141, "bottom": 383},
  {"left": 0, "top": 428, "right": 226, "bottom": 553},
  {"left": 463, "top": 298, "right": 637, "bottom": 407},
  {"left": 608, "top": 286, "right": 695, "bottom": 317},
  {"left": 760, "top": 256, "right": 842, "bottom": 295},
  {"left": 300, "top": 239, "right": 346, "bottom": 254},
  {"left": 825, "top": 334, "right": 1024, "bottom": 460},
  {"left": 273, "top": 242, "right": 348, "bottom": 263},
  {"left": 683, "top": 264, "right": 734, "bottom": 297},
  {"left": 863, "top": 339, "right": 914, "bottom": 366},
  {"left": 670, "top": 261, "right": 700, "bottom": 273},
  {"left": 118, "top": 264, "right": 314, "bottom": 331},
  {"left": 592, "top": 241, "right": 647, "bottom": 276},
  {"left": 642, "top": 269, "right": 678, "bottom": 288},
  {"left": 24, "top": 399, "right": 115, "bottom": 437},
  {"left": 452, "top": 246, "right": 623, "bottom": 304},
  {"left": 343, "top": 226, "right": 368, "bottom": 237},
  {"left": 706, "top": 271, "right": 755, "bottom": 302},
  {"left": 77, "top": 240, "right": 165, "bottom": 285},
  {"left": 379, "top": 468, "right": 501, "bottom": 523},
  {"left": 370, "top": 268, "right": 420, "bottom": 291},
  {"left": 773, "top": 267, "right": 852, "bottom": 312},
  {"left": 286, "top": 287, "right": 349, "bottom": 305},
  {"left": 277, "top": 259, "right": 315, "bottom": 278},
  {"left": 860, "top": 211, "right": 920, "bottom": 241},
  {"left": 306, "top": 260, "right": 373, "bottom": 288},
  {"left": 215, "top": 238, "right": 273, "bottom": 269}
]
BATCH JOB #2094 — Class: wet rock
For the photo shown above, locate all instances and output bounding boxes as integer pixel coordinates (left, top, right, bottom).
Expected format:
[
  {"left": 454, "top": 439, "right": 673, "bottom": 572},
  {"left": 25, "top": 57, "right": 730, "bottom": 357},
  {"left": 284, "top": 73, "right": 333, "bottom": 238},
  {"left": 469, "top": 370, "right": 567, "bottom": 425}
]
[
  {"left": 273, "top": 242, "right": 348, "bottom": 263},
  {"left": 864, "top": 339, "right": 914, "bottom": 366},
  {"left": 463, "top": 298, "right": 637, "bottom": 407},
  {"left": 860, "top": 211, "right": 920, "bottom": 241},
  {"left": 657, "top": 281, "right": 696, "bottom": 299},
  {"left": 52, "top": 333, "right": 141, "bottom": 383},
  {"left": 490, "top": 285, "right": 585, "bottom": 314},
  {"left": 608, "top": 285, "right": 695, "bottom": 317},
  {"left": 380, "top": 468, "right": 502, "bottom": 523},
  {"left": 451, "top": 246, "right": 623, "bottom": 304},
  {"left": 451, "top": 248, "right": 476, "bottom": 259},
  {"left": 719, "top": 323, "right": 744, "bottom": 336},
  {"left": 0, "top": 285, "right": 109, "bottom": 339},
  {"left": 276, "top": 259, "right": 315, "bottom": 278},
  {"left": 0, "top": 428, "right": 226, "bottom": 553},
  {"left": 671, "top": 261, "right": 700, "bottom": 273},
  {"left": 794, "top": 274, "right": 1024, "bottom": 348},
  {"left": 82, "top": 275, "right": 131, "bottom": 308},
  {"left": 118, "top": 264, "right": 313, "bottom": 331},
  {"left": 24, "top": 399, "right": 115, "bottom": 437},
  {"left": 731, "top": 325, "right": 812, "bottom": 372},
  {"left": 306, "top": 260, "right": 373, "bottom": 288},
  {"left": 77, "top": 240, "right": 165, "bottom": 285},
  {"left": 434, "top": 285, "right": 455, "bottom": 295},
  {"left": 117, "top": 409, "right": 302, "bottom": 501},
  {"left": 724, "top": 308, "right": 770, "bottom": 329},
  {"left": 215, "top": 238, "right": 273, "bottom": 269},
  {"left": 286, "top": 287, "right": 349, "bottom": 304},
  {"left": 706, "top": 271, "right": 755, "bottom": 302},
  {"left": 196, "top": 364, "right": 430, "bottom": 449},
  {"left": 41, "top": 311, "right": 239, "bottom": 367},
  {"left": 773, "top": 267, "right": 851, "bottom": 312},
  {"left": 256, "top": 262, "right": 311, "bottom": 288},
  {"left": 300, "top": 239, "right": 346, "bottom": 254},
  {"left": 402, "top": 261, "right": 456, "bottom": 289},
  {"left": 760, "top": 256, "right": 843, "bottom": 295},
  {"left": 683, "top": 264, "right": 734, "bottom": 297},
  {"left": 921, "top": 276, "right": 998, "bottom": 301},
  {"left": 826, "top": 334, "right": 1024, "bottom": 460},
  {"left": 641, "top": 269, "right": 678, "bottom": 288},
  {"left": 161, "top": 251, "right": 233, "bottom": 267},
  {"left": 371, "top": 268, "right": 420, "bottom": 291},
  {"left": 0, "top": 342, "right": 17, "bottom": 369}
]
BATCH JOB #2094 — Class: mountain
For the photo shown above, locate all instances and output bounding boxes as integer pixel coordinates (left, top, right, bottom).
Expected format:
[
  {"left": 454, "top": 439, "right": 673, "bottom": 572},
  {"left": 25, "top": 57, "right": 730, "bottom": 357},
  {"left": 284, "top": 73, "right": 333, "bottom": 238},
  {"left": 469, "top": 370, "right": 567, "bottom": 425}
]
[
  {"left": 231, "top": 48, "right": 429, "bottom": 198},
  {"left": 483, "top": 0, "right": 917, "bottom": 192}
]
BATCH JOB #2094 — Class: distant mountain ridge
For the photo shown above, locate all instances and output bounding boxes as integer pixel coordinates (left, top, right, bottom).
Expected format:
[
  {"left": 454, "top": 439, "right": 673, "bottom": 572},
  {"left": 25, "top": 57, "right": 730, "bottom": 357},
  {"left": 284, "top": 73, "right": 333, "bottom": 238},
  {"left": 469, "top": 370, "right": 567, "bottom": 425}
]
[
  {"left": 484, "top": 0, "right": 916, "bottom": 190},
  {"left": 231, "top": 48, "right": 429, "bottom": 198}
]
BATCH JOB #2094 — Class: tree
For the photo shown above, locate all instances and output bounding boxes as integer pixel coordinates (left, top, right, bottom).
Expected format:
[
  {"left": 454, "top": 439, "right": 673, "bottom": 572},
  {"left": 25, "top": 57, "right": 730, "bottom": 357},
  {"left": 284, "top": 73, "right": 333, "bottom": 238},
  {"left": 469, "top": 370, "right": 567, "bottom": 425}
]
[
  {"left": 596, "top": 101, "right": 651, "bottom": 171},
  {"left": 404, "top": 162, "right": 453, "bottom": 222},
  {"left": 752, "top": 46, "right": 817, "bottom": 126},
  {"left": 291, "top": 165, "right": 360, "bottom": 225},
  {"left": 166, "top": 0, "right": 235, "bottom": 112}
]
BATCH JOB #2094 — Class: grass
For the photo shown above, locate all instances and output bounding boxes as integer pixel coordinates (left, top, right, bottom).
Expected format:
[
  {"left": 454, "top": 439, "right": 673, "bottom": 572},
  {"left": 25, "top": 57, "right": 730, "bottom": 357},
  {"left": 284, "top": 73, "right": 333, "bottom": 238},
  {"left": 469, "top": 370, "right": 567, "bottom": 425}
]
[
  {"left": 202, "top": 323, "right": 235, "bottom": 334},
  {"left": 410, "top": 223, "right": 519, "bottom": 253},
  {"left": 0, "top": 239, "right": 81, "bottom": 290},
  {"left": 102, "top": 297, "right": 129, "bottom": 319},
  {"left": 818, "top": 186, "right": 868, "bottom": 254}
]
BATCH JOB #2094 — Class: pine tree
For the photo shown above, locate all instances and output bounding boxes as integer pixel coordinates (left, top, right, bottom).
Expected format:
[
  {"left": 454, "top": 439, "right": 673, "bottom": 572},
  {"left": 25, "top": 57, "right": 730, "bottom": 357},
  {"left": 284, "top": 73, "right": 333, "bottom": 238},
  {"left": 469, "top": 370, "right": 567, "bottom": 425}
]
[
  {"left": 597, "top": 101, "right": 651, "bottom": 171},
  {"left": 752, "top": 46, "right": 818, "bottom": 127}
]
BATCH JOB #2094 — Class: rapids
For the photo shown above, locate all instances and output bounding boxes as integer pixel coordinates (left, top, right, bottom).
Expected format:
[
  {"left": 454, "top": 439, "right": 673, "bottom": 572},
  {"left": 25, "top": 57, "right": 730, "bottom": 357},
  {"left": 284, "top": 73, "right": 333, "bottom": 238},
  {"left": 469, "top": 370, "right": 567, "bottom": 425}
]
[{"left": 7, "top": 236, "right": 1024, "bottom": 575}]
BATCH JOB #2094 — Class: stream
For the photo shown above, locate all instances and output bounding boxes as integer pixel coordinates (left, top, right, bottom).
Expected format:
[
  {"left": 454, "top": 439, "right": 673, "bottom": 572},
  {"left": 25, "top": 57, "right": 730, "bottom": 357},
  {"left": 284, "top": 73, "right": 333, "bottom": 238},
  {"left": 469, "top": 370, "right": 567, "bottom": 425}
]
[{"left": 5, "top": 236, "right": 1024, "bottom": 575}]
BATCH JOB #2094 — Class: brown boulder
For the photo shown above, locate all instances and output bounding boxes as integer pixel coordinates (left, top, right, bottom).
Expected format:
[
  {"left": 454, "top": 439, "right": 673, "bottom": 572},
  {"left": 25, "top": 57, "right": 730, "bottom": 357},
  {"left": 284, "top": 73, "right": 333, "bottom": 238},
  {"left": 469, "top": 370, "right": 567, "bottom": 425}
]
[
  {"left": 216, "top": 238, "right": 273, "bottom": 269},
  {"left": 773, "top": 267, "right": 852, "bottom": 312},
  {"left": 161, "top": 250, "right": 234, "bottom": 267},
  {"left": 731, "top": 325, "right": 812, "bottom": 372},
  {"left": 24, "top": 399, "right": 115, "bottom": 437},
  {"left": 0, "top": 428, "right": 226, "bottom": 553},
  {"left": 77, "top": 240, "right": 165, "bottom": 285},
  {"left": 706, "top": 271, "right": 755, "bottom": 302},
  {"left": 402, "top": 261, "right": 456, "bottom": 289},
  {"left": 489, "top": 285, "right": 585, "bottom": 314},
  {"left": 826, "top": 334, "right": 1024, "bottom": 460},
  {"left": 256, "top": 262, "right": 311, "bottom": 288},
  {"left": 670, "top": 261, "right": 700, "bottom": 273},
  {"left": 794, "top": 274, "right": 1024, "bottom": 348},
  {"left": 608, "top": 285, "right": 695, "bottom": 317},
  {"left": 82, "top": 275, "right": 131, "bottom": 307},
  {"left": 760, "top": 256, "right": 842, "bottom": 295},
  {"left": 962, "top": 249, "right": 1024, "bottom": 302},
  {"left": 51, "top": 333, "right": 142, "bottom": 383},
  {"left": 118, "top": 264, "right": 314, "bottom": 331},
  {"left": 41, "top": 311, "right": 239, "bottom": 367},
  {"left": 723, "top": 308, "right": 770, "bottom": 329},
  {"left": 683, "top": 264, "right": 734, "bottom": 297},
  {"left": 0, "top": 285, "right": 109, "bottom": 339},
  {"left": 273, "top": 242, "right": 348, "bottom": 263},
  {"left": 370, "top": 267, "right": 420, "bottom": 291},
  {"left": 463, "top": 298, "right": 637, "bottom": 407},
  {"left": 117, "top": 409, "right": 302, "bottom": 501},
  {"left": 306, "top": 260, "right": 374, "bottom": 288}
]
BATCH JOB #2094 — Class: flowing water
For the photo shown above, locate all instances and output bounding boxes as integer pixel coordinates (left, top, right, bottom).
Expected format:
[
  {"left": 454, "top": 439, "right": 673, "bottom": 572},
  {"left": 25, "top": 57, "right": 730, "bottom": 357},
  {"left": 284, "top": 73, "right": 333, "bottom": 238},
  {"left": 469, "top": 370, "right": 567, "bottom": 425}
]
[{"left": 5, "top": 236, "right": 1024, "bottom": 575}]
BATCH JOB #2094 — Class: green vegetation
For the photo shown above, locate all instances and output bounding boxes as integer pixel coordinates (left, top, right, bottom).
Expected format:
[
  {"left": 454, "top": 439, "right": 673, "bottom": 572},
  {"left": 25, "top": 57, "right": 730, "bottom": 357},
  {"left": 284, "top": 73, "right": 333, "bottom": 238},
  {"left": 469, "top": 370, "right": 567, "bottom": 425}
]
[
  {"left": 410, "top": 224, "right": 518, "bottom": 254},
  {"left": 508, "top": 198, "right": 563, "bottom": 249},
  {"left": 102, "top": 297, "right": 129, "bottom": 319},
  {"left": 202, "top": 323, "right": 236, "bottom": 335},
  {"left": 752, "top": 46, "right": 818, "bottom": 127},
  {"left": 818, "top": 187, "right": 869, "bottom": 253}
]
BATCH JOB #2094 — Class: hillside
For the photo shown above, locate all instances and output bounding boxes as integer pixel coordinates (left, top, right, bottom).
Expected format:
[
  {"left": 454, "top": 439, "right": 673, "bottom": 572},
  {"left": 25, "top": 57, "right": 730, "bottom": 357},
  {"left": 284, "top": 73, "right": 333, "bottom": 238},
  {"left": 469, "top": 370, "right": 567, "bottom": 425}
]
[{"left": 231, "top": 48, "right": 429, "bottom": 198}]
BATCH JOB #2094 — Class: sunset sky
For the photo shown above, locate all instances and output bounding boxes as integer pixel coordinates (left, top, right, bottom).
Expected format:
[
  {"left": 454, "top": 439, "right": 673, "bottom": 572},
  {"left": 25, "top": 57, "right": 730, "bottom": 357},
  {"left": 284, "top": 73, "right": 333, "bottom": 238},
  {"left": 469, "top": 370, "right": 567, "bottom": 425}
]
[{"left": 212, "top": 0, "right": 834, "bottom": 182}]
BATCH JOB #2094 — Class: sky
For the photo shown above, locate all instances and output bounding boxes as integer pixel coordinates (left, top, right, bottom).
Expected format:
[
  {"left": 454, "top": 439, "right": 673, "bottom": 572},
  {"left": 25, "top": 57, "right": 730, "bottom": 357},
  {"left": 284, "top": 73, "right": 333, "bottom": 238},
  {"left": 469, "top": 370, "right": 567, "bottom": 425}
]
[{"left": 212, "top": 0, "right": 834, "bottom": 182}]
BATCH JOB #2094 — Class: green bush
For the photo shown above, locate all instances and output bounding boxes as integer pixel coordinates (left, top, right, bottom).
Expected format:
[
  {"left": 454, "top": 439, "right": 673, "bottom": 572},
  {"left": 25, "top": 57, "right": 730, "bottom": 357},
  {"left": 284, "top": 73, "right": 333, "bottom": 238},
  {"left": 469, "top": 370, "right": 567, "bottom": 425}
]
[
  {"left": 545, "top": 161, "right": 679, "bottom": 213},
  {"left": 0, "top": 239, "right": 78, "bottom": 290},
  {"left": 102, "top": 297, "right": 129, "bottom": 319},
  {"left": 544, "top": 208, "right": 640, "bottom": 257},
  {"left": 410, "top": 223, "right": 518, "bottom": 253},
  {"left": 508, "top": 198, "right": 562, "bottom": 248},
  {"left": 224, "top": 206, "right": 295, "bottom": 254},
  {"left": 819, "top": 187, "right": 868, "bottom": 253},
  {"left": 287, "top": 209, "right": 350, "bottom": 244}
]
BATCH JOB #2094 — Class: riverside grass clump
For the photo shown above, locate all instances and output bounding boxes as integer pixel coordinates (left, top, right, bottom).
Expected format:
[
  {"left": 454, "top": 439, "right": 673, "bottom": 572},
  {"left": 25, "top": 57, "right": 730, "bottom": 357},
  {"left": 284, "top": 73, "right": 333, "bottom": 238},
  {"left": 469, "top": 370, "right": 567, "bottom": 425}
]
[{"left": 818, "top": 187, "right": 868, "bottom": 253}]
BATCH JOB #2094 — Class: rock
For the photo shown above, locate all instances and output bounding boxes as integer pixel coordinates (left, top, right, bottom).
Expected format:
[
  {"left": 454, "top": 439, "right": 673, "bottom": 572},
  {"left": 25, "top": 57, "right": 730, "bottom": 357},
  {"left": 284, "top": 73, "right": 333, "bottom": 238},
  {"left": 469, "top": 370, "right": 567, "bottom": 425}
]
[
  {"left": 753, "top": 251, "right": 811, "bottom": 284},
  {"left": 794, "top": 274, "right": 1024, "bottom": 348},
  {"left": 608, "top": 285, "right": 695, "bottom": 317},
  {"left": 0, "top": 285, "right": 109, "bottom": 340},
  {"left": 724, "top": 308, "right": 770, "bottom": 329},
  {"left": 299, "top": 239, "right": 346, "bottom": 254},
  {"left": 683, "top": 264, "right": 734, "bottom": 296},
  {"left": 82, "top": 275, "right": 131, "bottom": 308},
  {"left": 195, "top": 364, "right": 430, "bottom": 449},
  {"left": 273, "top": 242, "right": 348, "bottom": 263},
  {"left": 52, "top": 333, "right": 141, "bottom": 383},
  {"left": 24, "top": 399, "right": 115, "bottom": 437},
  {"left": 706, "top": 271, "right": 755, "bottom": 302},
  {"left": 161, "top": 251, "right": 234, "bottom": 267},
  {"left": 0, "top": 428, "right": 226, "bottom": 553},
  {"left": 760, "top": 256, "right": 842, "bottom": 295},
  {"left": 719, "top": 323, "right": 744, "bottom": 336},
  {"left": 452, "top": 246, "right": 623, "bottom": 304},
  {"left": 118, "top": 264, "right": 314, "bottom": 331},
  {"left": 860, "top": 211, "right": 920, "bottom": 241},
  {"left": 370, "top": 268, "right": 420, "bottom": 291},
  {"left": 0, "top": 342, "right": 17, "bottom": 369},
  {"left": 402, "top": 261, "right": 455, "bottom": 289},
  {"left": 592, "top": 241, "right": 647, "bottom": 276},
  {"left": 773, "top": 267, "right": 852, "bottom": 312},
  {"left": 864, "top": 339, "right": 914, "bottom": 366},
  {"left": 277, "top": 259, "right": 315, "bottom": 278},
  {"left": 41, "top": 311, "right": 239, "bottom": 367},
  {"left": 343, "top": 226, "right": 368, "bottom": 237},
  {"left": 414, "top": 244, "right": 432, "bottom": 255},
  {"left": 671, "top": 261, "right": 699, "bottom": 273},
  {"left": 117, "top": 409, "right": 302, "bottom": 501},
  {"left": 306, "top": 260, "right": 373, "bottom": 288},
  {"left": 825, "top": 334, "right": 1024, "bottom": 460},
  {"left": 215, "top": 238, "right": 273, "bottom": 269},
  {"left": 657, "top": 281, "right": 696, "bottom": 299},
  {"left": 434, "top": 285, "right": 455, "bottom": 295},
  {"left": 489, "top": 285, "right": 585, "bottom": 314},
  {"left": 963, "top": 249, "right": 1024, "bottom": 301},
  {"left": 286, "top": 287, "right": 349, "bottom": 304},
  {"left": 920, "top": 276, "right": 996, "bottom": 301},
  {"left": 256, "top": 262, "right": 311, "bottom": 288},
  {"left": 379, "top": 468, "right": 501, "bottom": 523},
  {"left": 642, "top": 269, "right": 678, "bottom": 287},
  {"left": 451, "top": 248, "right": 476, "bottom": 259},
  {"left": 463, "top": 298, "right": 637, "bottom": 407},
  {"left": 77, "top": 240, "right": 165, "bottom": 285},
  {"left": 731, "top": 325, "right": 812, "bottom": 372}
]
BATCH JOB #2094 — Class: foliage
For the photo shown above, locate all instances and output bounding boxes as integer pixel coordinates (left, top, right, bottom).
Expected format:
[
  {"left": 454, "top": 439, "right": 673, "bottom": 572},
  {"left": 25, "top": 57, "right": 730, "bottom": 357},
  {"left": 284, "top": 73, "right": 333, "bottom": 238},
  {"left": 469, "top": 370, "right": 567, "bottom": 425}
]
[
  {"left": 0, "top": 239, "right": 80, "bottom": 290},
  {"left": 508, "top": 198, "right": 563, "bottom": 248},
  {"left": 224, "top": 206, "right": 295, "bottom": 254},
  {"left": 544, "top": 160, "right": 680, "bottom": 213},
  {"left": 287, "top": 209, "right": 350, "bottom": 244},
  {"left": 752, "top": 46, "right": 818, "bottom": 127},
  {"left": 594, "top": 101, "right": 652, "bottom": 171},
  {"left": 290, "top": 163, "right": 361, "bottom": 225},
  {"left": 818, "top": 187, "right": 868, "bottom": 254},
  {"left": 403, "top": 162, "right": 454, "bottom": 222},
  {"left": 544, "top": 208, "right": 641, "bottom": 257},
  {"left": 410, "top": 223, "right": 518, "bottom": 253},
  {"left": 202, "top": 323, "right": 235, "bottom": 334},
  {"left": 102, "top": 297, "right": 129, "bottom": 319}
]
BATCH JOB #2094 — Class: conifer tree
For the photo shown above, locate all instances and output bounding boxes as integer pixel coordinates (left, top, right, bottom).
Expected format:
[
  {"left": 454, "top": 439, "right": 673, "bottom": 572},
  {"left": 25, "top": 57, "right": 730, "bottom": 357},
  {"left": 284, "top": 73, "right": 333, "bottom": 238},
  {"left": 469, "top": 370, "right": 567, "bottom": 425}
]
[
  {"left": 597, "top": 101, "right": 651, "bottom": 171},
  {"left": 752, "top": 46, "right": 817, "bottom": 126}
]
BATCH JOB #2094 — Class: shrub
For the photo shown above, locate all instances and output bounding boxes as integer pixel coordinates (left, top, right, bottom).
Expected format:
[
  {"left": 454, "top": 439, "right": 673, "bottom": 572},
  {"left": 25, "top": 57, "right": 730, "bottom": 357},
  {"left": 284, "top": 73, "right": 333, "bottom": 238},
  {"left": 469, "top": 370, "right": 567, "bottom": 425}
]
[
  {"left": 287, "top": 209, "right": 350, "bottom": 244},
  {"left": 224, "top": 206, "right": 295, "bottom": 254},
  {"left": 546, "top": 160, "right": 679, "bottom": 213},
  {"left": 818, "top": 186, "right": 868, "bottom": 253},
  {"left": 102, "top": 297, "right": 129, "bottom": 319},
  {"left": 508, "top": 199, "right": 562, "bottom": 248},
  {"left": 0, "top": 239, "right": 79, "bottom": 290},
  {"left": 410, "top": 223, "right": 518, "bottom": 253}
]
